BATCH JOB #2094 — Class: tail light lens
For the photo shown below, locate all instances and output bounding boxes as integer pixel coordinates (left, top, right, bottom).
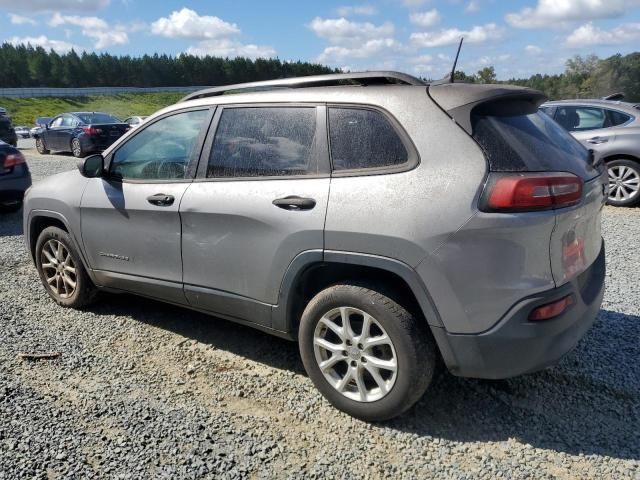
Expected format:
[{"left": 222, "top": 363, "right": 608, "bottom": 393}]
[
  {"left": 481, "top": 172, "right": 583, "bottom": 212},
  {"left": 82, "top": 126, "right": 102, "bottom": 135},
  {"left": 2, "top": 151, "right": 26, "bottom": 170},
  {"left": 529, "top": 294, "right": 574, "bottom": 321}
]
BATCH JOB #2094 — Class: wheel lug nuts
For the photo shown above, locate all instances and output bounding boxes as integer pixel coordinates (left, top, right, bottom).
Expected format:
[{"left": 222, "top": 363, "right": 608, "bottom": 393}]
[
  {"left": 350, "top": 361, "right": 356, "bottom": 367},
  {"left": 357, "top": 343, "right": 363, "bottom": 350}
]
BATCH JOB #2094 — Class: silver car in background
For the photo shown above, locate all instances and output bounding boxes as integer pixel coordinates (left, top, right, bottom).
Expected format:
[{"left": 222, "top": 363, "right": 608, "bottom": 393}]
[{"left": 541, "top": 98, "right": 640, "bottom": 206}]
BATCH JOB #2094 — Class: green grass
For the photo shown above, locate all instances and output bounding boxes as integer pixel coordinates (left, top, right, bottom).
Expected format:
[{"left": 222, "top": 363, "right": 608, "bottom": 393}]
[{"left": 0, "top": 92, "right": 184, "bottom": 126}]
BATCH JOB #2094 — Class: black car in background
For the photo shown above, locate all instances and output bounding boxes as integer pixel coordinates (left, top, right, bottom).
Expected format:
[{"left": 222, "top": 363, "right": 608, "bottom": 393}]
[
  {"left": 0, "top": 108, "right": 18, "bottom": 147},
  {"left": 0, "top": 141, "right": 31, "bottom": 212},
  {"left": 33, "top": 112, "right": 129, "bottom": 158}
]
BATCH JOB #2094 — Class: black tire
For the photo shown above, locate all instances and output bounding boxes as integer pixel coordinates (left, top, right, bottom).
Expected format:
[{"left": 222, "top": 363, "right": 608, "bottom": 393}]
[
  {"left": 606, "top": 159, "right": 640, "bottom": 207},
  {"left": 35, "top": 137, "right": 50, "bottom": 155},
  {"left": 35, "top": 226, "right": 97, "bottom": 308},
  {"left": 71, "top": 138, "right": 84, "bottom": 158},
  {"left": 299, "top": 282, "right": 436, "bottom": 421}
]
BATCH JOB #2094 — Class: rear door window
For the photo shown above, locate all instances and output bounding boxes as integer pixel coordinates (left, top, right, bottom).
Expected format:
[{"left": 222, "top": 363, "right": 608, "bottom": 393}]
[
  {"left": 328, "top": 107, "right": 408, "bottom": 171},
  {"left": 555, "top": 106, "right": 607, "bottom": 131},
  {"left": 207, "top": 107, "right": 319, "bottom": 178},
  {"left": 472, "top": 110, "right": 597, "bottom": 180}
]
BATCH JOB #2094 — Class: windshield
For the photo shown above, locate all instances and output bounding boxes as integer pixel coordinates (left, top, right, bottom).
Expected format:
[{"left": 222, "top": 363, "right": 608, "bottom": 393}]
[
  {"left": 472, "top": 110, "right": 597, "bottom": 180},
  {"left": 76, "top": 113, "right": 120, "bottom": 124}
]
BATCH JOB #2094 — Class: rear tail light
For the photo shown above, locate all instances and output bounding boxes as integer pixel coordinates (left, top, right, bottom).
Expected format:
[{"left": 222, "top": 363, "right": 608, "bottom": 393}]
[
  {"left": 82, "top": 126, "right": 103, "bottom": 135},
  {"left": 529, "top": 294, "right": 574, "bottom": 321},
  {"left": 2, "top": 151, "right": 26, "bottom": 169},
  {"left": 481, "top": 172, "right": 583, "bottom": 212}
]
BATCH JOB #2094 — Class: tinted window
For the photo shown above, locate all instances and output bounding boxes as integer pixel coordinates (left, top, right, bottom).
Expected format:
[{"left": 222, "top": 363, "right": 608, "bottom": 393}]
[
  {"left": 472, "top": 111, "right": 596, "bottom": 180},
  {"left": 329, "top": 108, "right": 407, "bottom": 171},
  {"left": 555, "top": 106, "right": 606, "bottom": 131},
  {"left": 208, "top": 107, "right": 317, "bottom": 178},
  {"left": 50, "top": 117, "right": 63, "bottom": 128},
  {"left": 111, "top": 109, "right": 208, "bottom": 180},
  {"left": 61, "top": 115, "right": 74, "bottom": 127},
  {"left": 76, "top": 113, "right": 120, "bottom": 124},
  {"left": 607, "top": 109, "right": 632, "bottom": 126}
]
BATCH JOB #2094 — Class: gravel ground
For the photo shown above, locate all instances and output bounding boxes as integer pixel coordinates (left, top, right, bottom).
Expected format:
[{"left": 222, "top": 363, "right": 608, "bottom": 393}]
[{"left": 1, "top": 139, "right": 639, "bottom": 479}]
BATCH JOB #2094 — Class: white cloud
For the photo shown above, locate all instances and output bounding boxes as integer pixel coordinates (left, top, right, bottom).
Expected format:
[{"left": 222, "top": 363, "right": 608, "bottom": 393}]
[
  {"left": 308, "top": 17, "right": 394, "bottom": 45},
  {"left": 505, "top": 0, "right": 640, "bottom": 29},
  {"left": 151, "top": 8, "right": 240, "bottom": 40},
  {"left": 409, "top": 9, "right": 440, "bottom": 28},
  {"left": 6, "top": 35, "right": 80, "bottom": 53},
  {"left": 49, "top": 12, "right": 128, "bottom": 48},
  {"left": 9, "top": 13, "right": 37, "bottom": 25},
  {"left": 402, "top": 0, "right": 428, "bottom": 8},
  {"left": 185, "top": 39, "right": 276, "bottom": 59},
  {"left": 566, "top": 21, "right": 640, "bottom": 46},
  {"left": 317, "top": 38, "right": 404, "bottom": 62},
  {"left": 336, "top": 5, "right": 377, "bottom": 16},
  {"left": 410, "top": 54, "right": 433, "bottom": 63},
  {"left": 525, "top": 44, "right": 543, "bottom": 55},
  {"left": 410, "top": 23, "right": 502, "bottom": 47},
  {"left": 0, "top": 0, "right": 109, "bottom": 12},
  {"left": 466, "top": 0, "right": 481, "bottom": 13}
]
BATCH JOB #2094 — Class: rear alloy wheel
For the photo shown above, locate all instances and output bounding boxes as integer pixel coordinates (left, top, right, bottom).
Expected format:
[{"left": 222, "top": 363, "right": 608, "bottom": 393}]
[
  {"left": 35, "top": 226, "right": 97, "bottom": 308},
  {"left": 607, "top": 159, "right": 640, "bottom": 207},
  {"left": 299, "top": 282, "right": 436, "bottom": 421},
  {"left": 71, "top": 138, "right": 84, "bottom": 158},
  {"left": 35, "top": 137, "right": 50, "bottom": 154}
]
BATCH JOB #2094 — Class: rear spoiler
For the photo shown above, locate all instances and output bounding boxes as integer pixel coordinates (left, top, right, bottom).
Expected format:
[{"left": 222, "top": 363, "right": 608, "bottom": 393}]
[{"left": 428, "top": 83, "right": 547, "bottom": 134}]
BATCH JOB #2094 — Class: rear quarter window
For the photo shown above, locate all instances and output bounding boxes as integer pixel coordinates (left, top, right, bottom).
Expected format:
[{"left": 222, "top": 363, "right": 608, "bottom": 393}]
[
  {"left": 328, "top": 107, "right": 408, "bottom": 172},
  {"left": 472, "top": 110, "right": 596, "bottom": 180}
]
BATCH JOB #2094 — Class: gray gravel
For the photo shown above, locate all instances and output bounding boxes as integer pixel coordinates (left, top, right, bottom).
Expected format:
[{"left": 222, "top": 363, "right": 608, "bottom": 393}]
[{"left": 1, "top": 138, "right": 639, "bottom": 479}]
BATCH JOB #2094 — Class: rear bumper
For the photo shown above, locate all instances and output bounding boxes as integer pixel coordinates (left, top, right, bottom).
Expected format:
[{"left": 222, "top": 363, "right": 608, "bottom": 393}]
[
  {"left": 79, "top": 134, "right": 120, "bottom": 152},
  {"left": 433, "top": 241, "right": 605, "bottom": 379},
  {"left": 0, "top": 169, "right": 32, "bottom": 204}
]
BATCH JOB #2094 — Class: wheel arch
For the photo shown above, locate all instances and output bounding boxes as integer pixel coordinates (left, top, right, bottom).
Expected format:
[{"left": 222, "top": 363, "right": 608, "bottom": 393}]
[
  {"left": 273, "top": 250, "right": 446, "bottom": 335},
  {"left": 27, "top": 211, "right": 96, "bottom": 284},
  {"left": 602, "top": 153, "right": 640, "bottom": 163}
]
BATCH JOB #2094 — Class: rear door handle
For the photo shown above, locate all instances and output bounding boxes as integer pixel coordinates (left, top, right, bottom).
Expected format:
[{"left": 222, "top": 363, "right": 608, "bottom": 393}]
[
  {"left": 272, "top": 196, "right": 316, "bottom": 211},
  {"left": 147, "top": 193, "right": 175, "bottom": 206},
  {"left": 587, "top": 136, "right": 608, "bottom": 144}
]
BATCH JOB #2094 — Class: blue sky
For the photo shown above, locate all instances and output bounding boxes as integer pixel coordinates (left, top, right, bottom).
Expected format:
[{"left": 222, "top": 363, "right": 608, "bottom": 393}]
[{"left": 1, "top": 0, "right": 640, "bottom": 79}]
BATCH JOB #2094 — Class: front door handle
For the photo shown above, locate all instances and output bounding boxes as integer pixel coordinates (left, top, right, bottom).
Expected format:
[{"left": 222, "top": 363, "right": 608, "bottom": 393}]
[
  {"left": 272, "top": 196, "right": 316, "bottom": 211},
  {"left": 147, "top": 193, "right": 175, "bottom": 206},
  {"left": 587, "top": 136, "right": 609, "bottom": 144}
]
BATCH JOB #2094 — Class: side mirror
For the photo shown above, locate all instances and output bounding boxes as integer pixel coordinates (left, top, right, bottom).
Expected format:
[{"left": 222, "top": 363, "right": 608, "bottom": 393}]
[{"left": 78, "top": 154, "right": 104, "bottom": 178}]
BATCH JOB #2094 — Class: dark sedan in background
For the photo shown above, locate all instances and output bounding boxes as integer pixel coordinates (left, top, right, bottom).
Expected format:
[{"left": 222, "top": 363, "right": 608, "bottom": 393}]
[
  {"left": 0, "top": 109, "right": 18, "bottom": 147},
  {"left": 33, "top": 112, "right": 129, "bottom": 158},
  {"left": 0, "top": 141, "right": 31, "bottom": 212}
]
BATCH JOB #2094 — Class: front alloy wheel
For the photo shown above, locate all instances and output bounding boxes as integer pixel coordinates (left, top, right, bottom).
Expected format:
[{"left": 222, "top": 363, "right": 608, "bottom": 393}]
[
  {"left": 71, "top": 138, "right": 84, "bottom": 158},
  {"left": 35, "top": 226, "right": 97, "bottom": 308},
  {"left": 607, "top": 159, "right": 640, "bottom": 207},
  {"left": 40, "top": 239, "right": 77, "bottom": 299}
]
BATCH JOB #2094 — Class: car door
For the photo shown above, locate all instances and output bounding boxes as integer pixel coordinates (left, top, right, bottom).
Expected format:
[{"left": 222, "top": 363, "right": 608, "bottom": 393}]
[
  {"left": 46, "top": 115, "right": 64, "bottom": 150},
  {"left": 58, "top": 114, "right": 76, "bottom": 151},
  {"left": 80, "top": 107, "right": 213, "bottom": 303},
  {"left": 554, "top": 105, "right": 616, "bottom": 147},
  {"left": 180, "top": 105, "right": 330, "bottom": 326}
]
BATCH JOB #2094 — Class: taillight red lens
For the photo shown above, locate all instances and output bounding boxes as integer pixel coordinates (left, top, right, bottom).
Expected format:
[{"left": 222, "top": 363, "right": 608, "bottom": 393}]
[
  {"left": 529, "top": 294, "right": 574, "bottom": 321},
  {"left": 82, "top": 126, "right": 102, "bottom": 135},
  {"left": 483, "top": 173, "right": 583, "bottom": 212},
  {"left": 3, "top": 152, "right": 26, "bottom": 169}
]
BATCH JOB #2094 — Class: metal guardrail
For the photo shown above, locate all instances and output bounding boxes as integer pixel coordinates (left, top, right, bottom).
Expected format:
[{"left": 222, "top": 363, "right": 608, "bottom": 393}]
[{"left": 0, "top": 86, "right": 213, "bottom": 98}]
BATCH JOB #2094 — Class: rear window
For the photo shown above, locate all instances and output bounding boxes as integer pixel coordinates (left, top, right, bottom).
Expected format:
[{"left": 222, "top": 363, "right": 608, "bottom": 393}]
[
  {"left": 76, "top": 113, "right": 120, "bottom": 124},
  {"left": 607, "top": 109, "right": 632, "bottom": 126},
  {"left": 472, "top": 111, "right": 596, "bottom": 179}
]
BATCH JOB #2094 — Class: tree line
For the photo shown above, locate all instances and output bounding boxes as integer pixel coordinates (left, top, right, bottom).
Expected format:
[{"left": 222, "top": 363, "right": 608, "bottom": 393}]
[
  {"left": 0, "top": 43, "right": 336, "bottom": 88},
  {"left": 452, "top": 52, "right": 640, "bottom": 102},
  {"left": 1, "top": 43, "right": 638, "bottom": 102}
]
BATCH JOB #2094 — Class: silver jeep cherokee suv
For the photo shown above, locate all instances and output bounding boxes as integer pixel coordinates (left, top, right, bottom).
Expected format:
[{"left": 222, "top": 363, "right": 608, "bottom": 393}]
[{"left": 23, "top": 72, "right": 606, "bottom": 421}]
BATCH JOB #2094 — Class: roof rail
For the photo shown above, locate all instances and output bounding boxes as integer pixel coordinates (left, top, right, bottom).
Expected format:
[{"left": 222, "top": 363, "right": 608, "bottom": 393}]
[{"left": 180, "top": 71, "right": 425, "bottom": 102}]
